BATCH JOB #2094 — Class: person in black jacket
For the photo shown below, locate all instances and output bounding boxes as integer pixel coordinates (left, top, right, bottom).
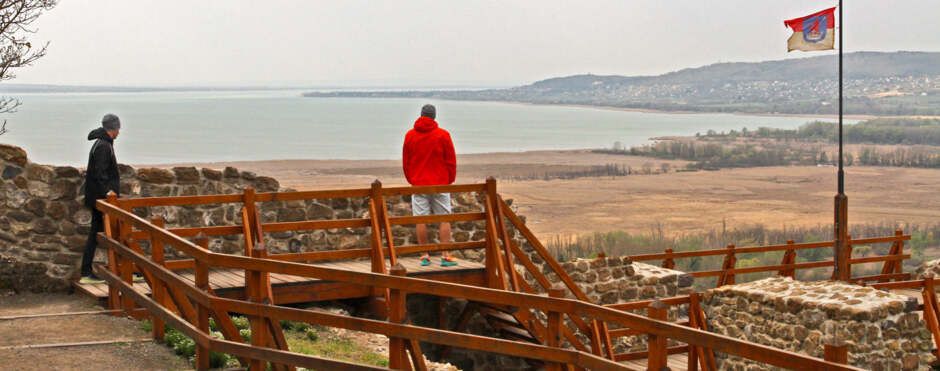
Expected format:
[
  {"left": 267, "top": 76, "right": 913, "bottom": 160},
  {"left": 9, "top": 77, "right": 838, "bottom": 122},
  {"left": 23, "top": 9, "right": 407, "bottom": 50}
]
[{"left": 79, "top": 114, "right": 121, "bottom": 283}]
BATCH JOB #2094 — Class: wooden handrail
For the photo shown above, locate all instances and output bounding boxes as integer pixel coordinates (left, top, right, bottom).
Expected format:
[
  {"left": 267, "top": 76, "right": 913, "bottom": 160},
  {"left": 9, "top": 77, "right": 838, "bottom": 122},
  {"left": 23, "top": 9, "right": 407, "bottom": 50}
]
[
  {"left": 389, "top": 212, "right": 485, "bottom": 226},
  {"left": 629, "top": 235, "right": 909, "bottom": 262},
  {"left": 119, "top": 194, "right": 245, "bottom": 208},
  {"left": 256, "top": 188, "right": 372, "bottom": 202},
  {"left": 604, "top": 295, "right": 691, "bottom": 311},
  {"left": 500, "top": 199, "right": 591, "bottom": 302},
  {"left": 380, "top": 183, "right": 486, "bottom": 196},
  {"left": 629, "top": 240, "right": 836, "bottom": 261}
]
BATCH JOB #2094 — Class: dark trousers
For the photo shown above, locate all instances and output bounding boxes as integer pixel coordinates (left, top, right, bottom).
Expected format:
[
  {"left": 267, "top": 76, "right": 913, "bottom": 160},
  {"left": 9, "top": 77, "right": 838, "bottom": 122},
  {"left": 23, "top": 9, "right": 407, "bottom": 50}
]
[{"left": 80, "top": 207, "right": 104, "bottom": 277}]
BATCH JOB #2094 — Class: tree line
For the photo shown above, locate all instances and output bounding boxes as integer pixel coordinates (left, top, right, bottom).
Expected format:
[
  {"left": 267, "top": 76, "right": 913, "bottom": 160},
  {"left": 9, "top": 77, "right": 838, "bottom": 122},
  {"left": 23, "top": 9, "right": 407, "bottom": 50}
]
[
  {"left": 598, "top": 118, "right": 940, "bottom": 169},
  {"left": 702, "top": 118, "right": 940, "bottom": 146}
]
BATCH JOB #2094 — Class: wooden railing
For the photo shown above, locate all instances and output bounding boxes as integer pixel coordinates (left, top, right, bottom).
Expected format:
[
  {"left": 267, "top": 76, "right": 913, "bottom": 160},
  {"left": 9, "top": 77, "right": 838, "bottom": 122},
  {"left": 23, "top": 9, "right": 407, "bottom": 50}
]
[
  {"left": 603, "top": 294, "right": 716, "bottom": 369},
  {"left": 93, "top": 181, "right": 861, "bottom": 370},
  {"left": 628, "top": 230, "right": 911, "bottom": 287}
]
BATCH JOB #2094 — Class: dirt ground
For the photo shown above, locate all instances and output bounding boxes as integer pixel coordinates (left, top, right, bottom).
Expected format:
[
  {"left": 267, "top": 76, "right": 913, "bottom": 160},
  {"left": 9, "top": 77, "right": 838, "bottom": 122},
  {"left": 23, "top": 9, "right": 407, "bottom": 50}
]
[
  {"left": 164, "top": 150, "right": 940, "bottom": 239},
  {"left": 0, "top": 293, "right": 191, "bottom": 370}
]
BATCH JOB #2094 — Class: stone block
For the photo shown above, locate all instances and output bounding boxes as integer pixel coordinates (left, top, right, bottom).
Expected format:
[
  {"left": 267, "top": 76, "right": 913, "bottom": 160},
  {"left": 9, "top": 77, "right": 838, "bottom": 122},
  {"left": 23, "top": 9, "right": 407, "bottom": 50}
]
[
  {"left": 306, "top": 202, "right": 334, "bottom": 219},
  {"left": 31, "top": 218, "right": 58, "bottom": 234},
  {"left": 49, "top": 179, "right": 78, "bottom": 200},
  {"left": 223, "top": 166, "right": 240, "bottom": 178},
  {"left": 201, "top": 167, "right": 222, "bottom": 180},
  {"left": 254, "top": 176, "right": 279, "bottom": 192},
  {"left": 137, "top": 168, "right": 175, "bottom": 184},
  {"left": 7, "top": 210, "right": 33, "bottom": 223},
  {"left": 25, "top": 164, "right": 55, "bottom": 183},
  {"left": 0, "top": 144, "right": 28, "bottom": 166},
  {"left": 27, "top": 181, "right": 50, "bottom": 197},
  {"left": 53, "top": 166, "right": 81, "bottom": 178},
  {"left": 172, "top": 167, "right": 201, "bottom": 184},
  {"left": 2, "top": 165, "right": 22, "bottom": 180},
  {"left": 277, "top": 207, "right": 306, "bottom": 222}
]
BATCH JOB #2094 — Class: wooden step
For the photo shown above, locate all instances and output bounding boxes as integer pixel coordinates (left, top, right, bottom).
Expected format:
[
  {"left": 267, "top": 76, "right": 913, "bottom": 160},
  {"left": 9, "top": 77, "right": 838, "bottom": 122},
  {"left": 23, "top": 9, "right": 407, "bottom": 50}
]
[
  {"left": 476, "top": 301, "right": 518, "bottom": 314},
  {"left": 497, "top": 324, "right": 538, "bottom": 343},
  {"left": 479, "top": 307, "right": 521, "bottom": 327}
]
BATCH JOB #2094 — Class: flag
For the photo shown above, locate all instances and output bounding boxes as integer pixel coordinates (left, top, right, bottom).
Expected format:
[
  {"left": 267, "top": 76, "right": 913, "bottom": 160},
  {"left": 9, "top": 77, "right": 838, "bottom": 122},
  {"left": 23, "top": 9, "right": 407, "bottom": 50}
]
[{"left": 784, "top": 7, "right": 836, "bottom": 52}]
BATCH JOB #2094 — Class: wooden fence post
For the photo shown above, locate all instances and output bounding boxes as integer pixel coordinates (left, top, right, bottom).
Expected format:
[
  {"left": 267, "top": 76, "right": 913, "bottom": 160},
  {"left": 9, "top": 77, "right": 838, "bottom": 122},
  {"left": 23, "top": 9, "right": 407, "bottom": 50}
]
[
  {"left": 844, "top": 234, "right": 853, "bottom": 281},
  {"left": 483, "top": 177, "right": 508, "bottom": 289},
  {"left": 895, "top": 229, "right": 904, "bottom": 276},
  {"left": 779, "top": 240, "right": 796, "bottom": 279},
  {"left": 823, "top": 343, "right": 848, "bottom": 370},
  {"left": 922, "top": 274, "right": 940, "bottom": 360},
  {"left": 646, "top": 300, "right": 668, "bottom": 371},
  {"left": 879, "top": 229, "right": 905, "bottom": 282},
  {"left": 369, "top": 181, "right": 389, "bottom": 275},
  {"left": 242, "top": 187, "right": 257, "bottom": 257},
  {"left": 194, "top": 235, "right": 211, "bottom": 371},
  {"left": 662, "top": 248, "right": 675, "bottom": 270},
  {"left": 493, "top": 193, "right": 520, "bottom": 291},
  {"left": 150, "top": 216, "right": 167, "bottom": 341},
  {"left": 388, "top": 264, "right": 411, "bottom": 370},
  {"left": 717, "top": 244, "right": 736, "bottom": 287},
  {"left": 373, "top": 180, "right": 399, "bottom": 267},
  {"left": 545, "top": 287, "right": 566, "bottom": 371},
  {"left": 368, "top": 180, "right": 390, "bottom": 318},
  {"left": 103, "top": 192, "right": 121, "bottom": 314},
  {"left": 119, "top": 240, "right": 136, "bottom": 316}
]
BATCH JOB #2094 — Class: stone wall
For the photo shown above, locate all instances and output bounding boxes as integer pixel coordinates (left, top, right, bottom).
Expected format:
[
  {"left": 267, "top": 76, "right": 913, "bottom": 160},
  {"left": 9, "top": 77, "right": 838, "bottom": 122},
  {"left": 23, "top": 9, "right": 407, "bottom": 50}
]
[
  {"left": 702, "top": 277, "right": 934, "bottom": 370},
  {"left": 914, "top": 258, "right": 940, "bottom": 279},
  {"left": 0, "top": 143, "right": 493, "bottom": 292}
]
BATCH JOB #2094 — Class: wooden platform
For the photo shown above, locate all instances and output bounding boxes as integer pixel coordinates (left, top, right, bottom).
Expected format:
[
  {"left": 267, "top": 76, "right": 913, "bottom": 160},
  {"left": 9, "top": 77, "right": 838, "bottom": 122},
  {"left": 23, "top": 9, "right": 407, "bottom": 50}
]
[
  {"left": 622, "top": 354, "right": 689, "bottom": 370},
  {"left": 75, "top": 256, "right": 485, "bottom": 305}
]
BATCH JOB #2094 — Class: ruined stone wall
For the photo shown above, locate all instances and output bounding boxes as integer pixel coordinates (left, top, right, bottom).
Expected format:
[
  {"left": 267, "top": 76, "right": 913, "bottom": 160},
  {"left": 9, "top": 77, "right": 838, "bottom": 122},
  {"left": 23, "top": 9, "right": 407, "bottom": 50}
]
[
  {"left": 702, "top": 277, "right": 934, "bottom": 370},
  {"left": 914, "top": 258, "right": 940, "bottom": 279},
  {"left": 0, "top": 143, "right": 492, "bottom": 292}
]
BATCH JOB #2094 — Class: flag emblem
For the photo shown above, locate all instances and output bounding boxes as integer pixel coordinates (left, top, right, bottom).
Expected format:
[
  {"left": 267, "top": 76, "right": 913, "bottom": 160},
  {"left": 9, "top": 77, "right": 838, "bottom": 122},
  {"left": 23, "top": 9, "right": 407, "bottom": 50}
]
[{"left": 784, "top": 7, "right": 836, "bottom": 52}]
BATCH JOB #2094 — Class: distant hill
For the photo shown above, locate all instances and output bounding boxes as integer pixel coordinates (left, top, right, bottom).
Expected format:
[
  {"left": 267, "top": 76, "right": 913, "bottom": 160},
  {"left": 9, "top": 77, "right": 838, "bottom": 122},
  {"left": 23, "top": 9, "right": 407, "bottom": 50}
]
[{"left": 305, "top": 51, "right": 940, "bottom": 116}]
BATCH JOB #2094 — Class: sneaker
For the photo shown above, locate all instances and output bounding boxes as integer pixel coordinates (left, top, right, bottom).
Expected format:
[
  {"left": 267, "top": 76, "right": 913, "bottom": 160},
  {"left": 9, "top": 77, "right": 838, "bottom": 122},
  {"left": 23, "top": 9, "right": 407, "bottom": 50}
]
[
  {"left": 420, "top": 256, "right": 431, "bottom": 266},
  {"left": 79, "top": 275, "right": 104, "bottom": 284},
  {"left": 440, "top": 256, "right": 458, "bottom": 267}
]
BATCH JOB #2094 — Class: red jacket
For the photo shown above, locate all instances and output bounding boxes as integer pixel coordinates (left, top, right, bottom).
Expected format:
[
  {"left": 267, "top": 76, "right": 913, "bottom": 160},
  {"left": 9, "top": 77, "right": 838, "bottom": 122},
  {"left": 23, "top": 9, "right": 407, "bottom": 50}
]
[{"left": 403, "top": 117, "right": 457, "bottom": 185}]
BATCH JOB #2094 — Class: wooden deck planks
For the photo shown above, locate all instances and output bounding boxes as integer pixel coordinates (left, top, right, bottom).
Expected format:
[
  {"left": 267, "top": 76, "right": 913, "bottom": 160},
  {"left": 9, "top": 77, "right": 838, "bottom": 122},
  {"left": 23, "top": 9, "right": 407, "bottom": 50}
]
[
  {"left": 74, "top": 256, "right": 484, "bottom": 300},
  {"left": 622, "top": 354, "right": 688, "bottom": 370}
]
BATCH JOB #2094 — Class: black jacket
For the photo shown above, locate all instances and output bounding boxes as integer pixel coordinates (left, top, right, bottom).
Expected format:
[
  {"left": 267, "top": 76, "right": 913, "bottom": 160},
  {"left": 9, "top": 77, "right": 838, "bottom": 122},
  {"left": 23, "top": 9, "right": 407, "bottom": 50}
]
[{"left": 84, "top": 127, "right": 120, "bottom": 208}]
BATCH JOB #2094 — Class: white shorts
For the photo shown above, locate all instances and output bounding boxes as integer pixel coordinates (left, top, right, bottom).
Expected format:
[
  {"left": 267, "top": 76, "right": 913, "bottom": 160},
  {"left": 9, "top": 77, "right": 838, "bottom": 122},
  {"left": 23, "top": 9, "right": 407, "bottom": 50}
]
[{"left": 411, "top": 193, "right": 452, "bottom": 216}]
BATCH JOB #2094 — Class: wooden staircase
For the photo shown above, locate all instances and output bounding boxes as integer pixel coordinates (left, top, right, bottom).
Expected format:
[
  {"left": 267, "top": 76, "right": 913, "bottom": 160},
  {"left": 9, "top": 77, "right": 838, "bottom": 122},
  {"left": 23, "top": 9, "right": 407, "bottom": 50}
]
[{"left": 437, "top": 182, "right": 614, "bottom": 366}]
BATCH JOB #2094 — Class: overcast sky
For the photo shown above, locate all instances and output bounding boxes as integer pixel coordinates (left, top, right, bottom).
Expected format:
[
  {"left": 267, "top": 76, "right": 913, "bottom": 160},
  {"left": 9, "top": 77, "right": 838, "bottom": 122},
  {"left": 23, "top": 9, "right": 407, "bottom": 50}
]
[{"left": 11, "top": 0, "right": 940, "bottom": 87}]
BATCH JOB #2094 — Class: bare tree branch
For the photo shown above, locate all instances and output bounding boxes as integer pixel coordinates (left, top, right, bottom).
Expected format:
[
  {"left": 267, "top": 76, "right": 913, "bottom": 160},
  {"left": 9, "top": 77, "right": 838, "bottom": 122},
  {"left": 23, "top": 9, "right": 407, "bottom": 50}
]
[{"left": 0, "top": 0, "right": 57, "bottom": 134}]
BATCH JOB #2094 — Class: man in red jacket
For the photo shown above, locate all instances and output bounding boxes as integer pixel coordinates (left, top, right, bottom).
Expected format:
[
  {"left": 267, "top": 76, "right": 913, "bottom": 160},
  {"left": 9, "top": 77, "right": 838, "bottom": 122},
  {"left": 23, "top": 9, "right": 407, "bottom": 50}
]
[{"left": 403, "top": 104, "right": 458, "bottom": 267}]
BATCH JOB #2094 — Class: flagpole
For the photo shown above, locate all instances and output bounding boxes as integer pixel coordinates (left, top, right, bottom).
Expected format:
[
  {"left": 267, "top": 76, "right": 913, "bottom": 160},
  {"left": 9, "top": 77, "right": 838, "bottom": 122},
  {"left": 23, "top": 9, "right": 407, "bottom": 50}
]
[
  {"left": 838, "top": 0, "right": 844, "bottom": 194},
  {"left": 833, "top": 0, "right": 849, "bottom": 281}
]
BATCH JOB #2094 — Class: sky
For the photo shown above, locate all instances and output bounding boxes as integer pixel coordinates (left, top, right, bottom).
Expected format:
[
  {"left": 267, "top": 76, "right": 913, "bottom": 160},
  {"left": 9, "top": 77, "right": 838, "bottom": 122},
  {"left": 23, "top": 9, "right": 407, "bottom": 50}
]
[{"left": 10, "top": 0, "right": 940, "bottom": 88}]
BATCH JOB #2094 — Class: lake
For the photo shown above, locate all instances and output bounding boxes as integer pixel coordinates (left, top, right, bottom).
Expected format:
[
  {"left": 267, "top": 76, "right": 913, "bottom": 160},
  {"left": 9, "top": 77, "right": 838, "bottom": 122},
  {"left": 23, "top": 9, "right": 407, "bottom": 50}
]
[{"left": 0, "top": 90, "right": 847, "bottom": 166}]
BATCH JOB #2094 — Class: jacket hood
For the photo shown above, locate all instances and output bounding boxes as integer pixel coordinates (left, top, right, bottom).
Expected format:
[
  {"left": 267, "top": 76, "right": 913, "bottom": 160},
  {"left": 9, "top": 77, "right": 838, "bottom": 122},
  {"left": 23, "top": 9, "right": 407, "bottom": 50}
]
[
  {"left": 413, "top": 116, "right": 439, "bottom": 133},
  {"left": 87, "top": 127, "right": 112, "bottom": 142}
]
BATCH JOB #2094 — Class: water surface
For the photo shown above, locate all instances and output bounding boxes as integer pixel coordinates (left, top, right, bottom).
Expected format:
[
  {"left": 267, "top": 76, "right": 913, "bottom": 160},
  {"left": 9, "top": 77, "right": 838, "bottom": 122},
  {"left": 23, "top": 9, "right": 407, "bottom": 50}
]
[{"left": 0, "top": 90, "right": 847, "bottom": 166}]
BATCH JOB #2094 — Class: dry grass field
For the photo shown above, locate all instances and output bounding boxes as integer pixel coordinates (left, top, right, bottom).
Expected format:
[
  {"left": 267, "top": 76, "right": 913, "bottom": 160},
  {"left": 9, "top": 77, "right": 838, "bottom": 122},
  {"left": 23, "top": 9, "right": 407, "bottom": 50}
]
[{"left": 160, "top": 150, "right": 940, "bottom": 240}]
